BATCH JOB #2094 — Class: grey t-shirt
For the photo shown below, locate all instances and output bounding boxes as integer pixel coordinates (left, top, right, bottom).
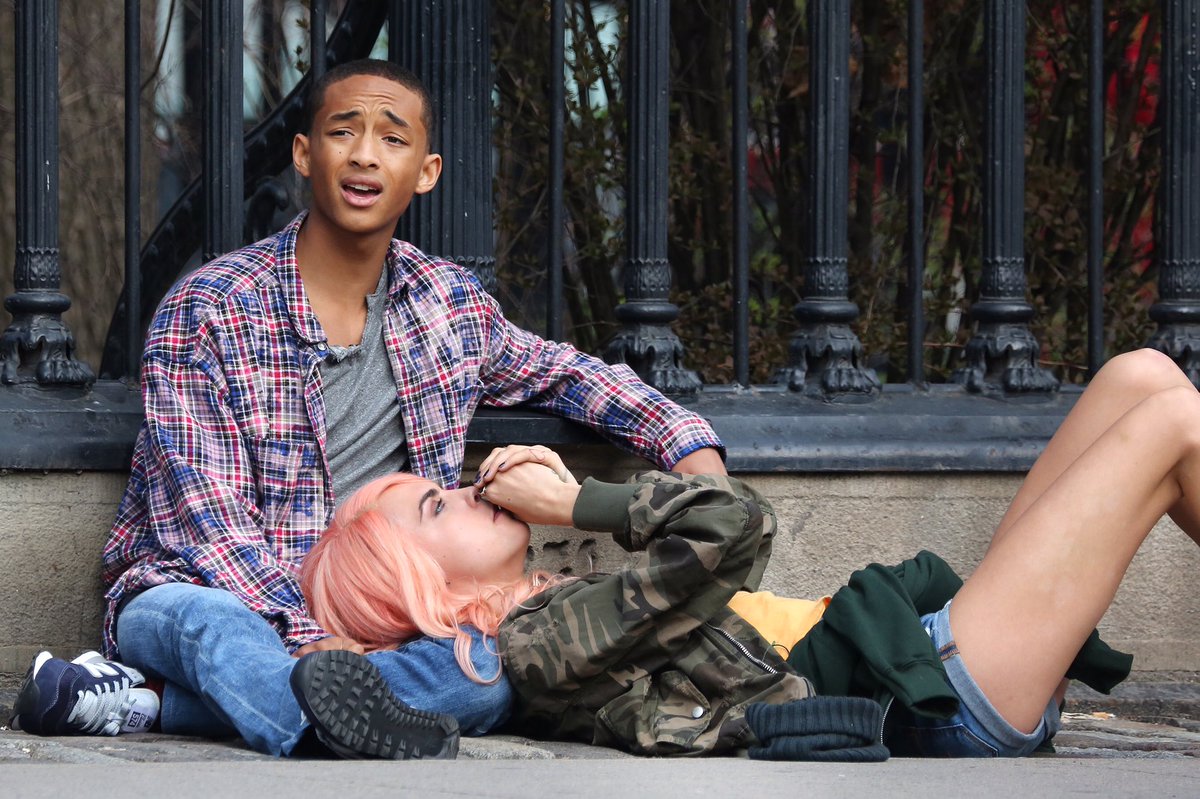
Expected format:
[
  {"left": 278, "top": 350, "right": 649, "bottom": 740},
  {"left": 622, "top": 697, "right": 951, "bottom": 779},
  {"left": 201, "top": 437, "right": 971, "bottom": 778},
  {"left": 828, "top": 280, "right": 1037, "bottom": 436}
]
[{"left": 319, "top": 270, "right": 408, "bottom": 502}]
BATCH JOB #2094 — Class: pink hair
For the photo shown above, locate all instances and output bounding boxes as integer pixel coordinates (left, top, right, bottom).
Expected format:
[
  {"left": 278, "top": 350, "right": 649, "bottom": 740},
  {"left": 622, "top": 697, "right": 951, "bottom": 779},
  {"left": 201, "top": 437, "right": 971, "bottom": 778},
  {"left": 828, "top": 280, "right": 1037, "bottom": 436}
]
[{"left": 302, "top": 472, "right": 564, "bottom": 684}]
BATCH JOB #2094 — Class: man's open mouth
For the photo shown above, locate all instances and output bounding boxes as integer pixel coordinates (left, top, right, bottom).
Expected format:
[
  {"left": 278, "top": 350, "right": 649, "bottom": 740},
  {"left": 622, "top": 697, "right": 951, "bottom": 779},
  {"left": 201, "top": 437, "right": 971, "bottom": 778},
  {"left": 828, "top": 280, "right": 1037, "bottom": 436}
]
[
  {"left": 340, "top": 179, "right": 381, "bottom": 205},
  {"left": 343, "top": 182, "right": 379, "bottom": 196}
]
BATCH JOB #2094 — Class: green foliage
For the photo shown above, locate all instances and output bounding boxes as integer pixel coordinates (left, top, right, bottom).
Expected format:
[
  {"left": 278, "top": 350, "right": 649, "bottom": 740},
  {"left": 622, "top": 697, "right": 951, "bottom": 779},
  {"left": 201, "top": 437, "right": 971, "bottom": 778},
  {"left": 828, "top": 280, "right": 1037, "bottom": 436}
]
[{"left": 492, "top": 0, "right": 1162, "bottom": 384}]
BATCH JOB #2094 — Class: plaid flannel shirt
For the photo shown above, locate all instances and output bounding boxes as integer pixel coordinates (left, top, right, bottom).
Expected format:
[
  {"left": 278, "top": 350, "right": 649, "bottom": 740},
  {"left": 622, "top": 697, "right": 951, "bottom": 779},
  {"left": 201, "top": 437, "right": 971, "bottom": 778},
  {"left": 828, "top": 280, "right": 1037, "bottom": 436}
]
[{"left": 101, "top": 212, "right": 723, "bottom": 657}]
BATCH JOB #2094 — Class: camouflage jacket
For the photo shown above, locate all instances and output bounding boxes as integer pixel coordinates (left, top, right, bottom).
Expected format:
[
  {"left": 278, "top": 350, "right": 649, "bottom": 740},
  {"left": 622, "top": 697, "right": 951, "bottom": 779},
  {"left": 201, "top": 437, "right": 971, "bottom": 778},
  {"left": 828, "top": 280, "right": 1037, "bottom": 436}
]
[{"left": 499, "top": 472, "right": 815, "bottom": 756}]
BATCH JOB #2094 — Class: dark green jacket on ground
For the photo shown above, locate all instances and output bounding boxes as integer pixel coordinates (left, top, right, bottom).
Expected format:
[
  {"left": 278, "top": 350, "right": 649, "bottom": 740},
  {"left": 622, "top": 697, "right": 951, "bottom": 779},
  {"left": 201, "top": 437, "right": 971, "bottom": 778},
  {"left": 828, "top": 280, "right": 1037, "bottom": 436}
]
[
  {"left": 499, "top": 472, "right": 816, "bottom": 756},
  {"left": 788, "top": 551, "right": 1134, "bottom": 724}
]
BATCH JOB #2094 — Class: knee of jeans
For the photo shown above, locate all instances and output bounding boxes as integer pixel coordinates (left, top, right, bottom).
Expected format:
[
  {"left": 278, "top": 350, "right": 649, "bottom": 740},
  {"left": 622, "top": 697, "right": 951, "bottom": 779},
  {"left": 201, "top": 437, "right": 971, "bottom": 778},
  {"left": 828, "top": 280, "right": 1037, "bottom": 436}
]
[
  {"left": 127, "top": 584, "right": 225, "bottom": 623},
  {"left": 123, "top": 583, "right": 271, "bottom": 645}
]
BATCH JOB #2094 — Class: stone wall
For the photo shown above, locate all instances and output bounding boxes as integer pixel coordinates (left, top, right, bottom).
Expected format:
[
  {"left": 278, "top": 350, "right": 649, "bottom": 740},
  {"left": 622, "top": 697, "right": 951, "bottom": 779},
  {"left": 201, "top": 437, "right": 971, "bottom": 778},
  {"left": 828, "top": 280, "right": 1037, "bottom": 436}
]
[{"left": 3, "top": 465, "right": 1198, "bottom": 685}]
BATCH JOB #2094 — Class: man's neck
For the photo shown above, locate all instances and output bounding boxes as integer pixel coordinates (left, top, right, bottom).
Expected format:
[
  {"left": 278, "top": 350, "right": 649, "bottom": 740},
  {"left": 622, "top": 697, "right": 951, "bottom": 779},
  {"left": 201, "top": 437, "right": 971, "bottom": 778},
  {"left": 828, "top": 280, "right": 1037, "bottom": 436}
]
[{"left": 294, "top": 213, "right": 394, "bottom": 346}]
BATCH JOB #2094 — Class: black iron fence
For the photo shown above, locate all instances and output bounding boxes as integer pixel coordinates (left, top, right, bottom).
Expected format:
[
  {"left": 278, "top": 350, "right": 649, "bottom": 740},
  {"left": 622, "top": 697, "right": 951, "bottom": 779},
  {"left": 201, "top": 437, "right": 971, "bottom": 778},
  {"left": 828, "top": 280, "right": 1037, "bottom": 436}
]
[{"left": 2, "top": 1, "right": 1198, "bottom": 472}]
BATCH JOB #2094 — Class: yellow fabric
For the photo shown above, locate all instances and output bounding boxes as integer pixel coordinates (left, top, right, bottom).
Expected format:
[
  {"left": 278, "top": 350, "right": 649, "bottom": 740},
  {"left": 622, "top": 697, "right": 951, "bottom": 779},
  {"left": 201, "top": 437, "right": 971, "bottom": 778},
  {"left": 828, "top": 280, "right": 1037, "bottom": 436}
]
[{"left": 727, "top": 591, "right": 831, "bottom": 657}]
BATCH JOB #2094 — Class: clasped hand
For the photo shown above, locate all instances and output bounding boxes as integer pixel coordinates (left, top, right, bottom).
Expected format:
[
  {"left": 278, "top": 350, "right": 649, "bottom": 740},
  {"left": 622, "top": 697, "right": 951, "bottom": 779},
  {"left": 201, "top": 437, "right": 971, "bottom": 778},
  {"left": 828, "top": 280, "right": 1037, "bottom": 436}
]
[{"left": 473, "top": 444, "right": 580, "bottom": 527}]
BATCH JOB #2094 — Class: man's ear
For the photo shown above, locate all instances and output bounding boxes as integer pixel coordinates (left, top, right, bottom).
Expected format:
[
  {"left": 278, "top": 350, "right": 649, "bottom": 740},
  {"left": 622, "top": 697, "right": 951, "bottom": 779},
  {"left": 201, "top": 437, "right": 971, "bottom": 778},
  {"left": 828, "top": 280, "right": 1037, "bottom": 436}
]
[
  {"left": 415, "top": 153, "right": 442, "bottom": 196},
  {"left": 293, "top": 133, "right": 311, "bottom": 178}
]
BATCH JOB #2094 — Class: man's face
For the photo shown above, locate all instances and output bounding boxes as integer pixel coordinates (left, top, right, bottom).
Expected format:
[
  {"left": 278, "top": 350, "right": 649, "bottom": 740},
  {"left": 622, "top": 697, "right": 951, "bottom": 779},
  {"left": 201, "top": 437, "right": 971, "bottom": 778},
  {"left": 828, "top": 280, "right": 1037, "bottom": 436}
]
[{"left": 293, "top": 74, "right": 441, "bottom": 238}]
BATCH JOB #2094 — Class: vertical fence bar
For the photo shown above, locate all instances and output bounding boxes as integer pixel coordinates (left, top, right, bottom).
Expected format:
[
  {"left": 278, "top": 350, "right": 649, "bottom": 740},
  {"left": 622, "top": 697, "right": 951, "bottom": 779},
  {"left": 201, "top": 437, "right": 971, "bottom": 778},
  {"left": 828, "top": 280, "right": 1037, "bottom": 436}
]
[
  {"left": 907, "top": 0, "right": 926, "bottom": 384},
  {"left": 1148, "top": 0, "right": 1200, "bottom": 383},
  {"left": 1087, "top": 0, "right": 1104, "bottom": 376},
  {"left": 1, "top": 0, "right": 93, "bottom": 386},
  {"left": 604, "top": 0, "right": 701, "bottom": 395},
  {"left": 125, "top": 0, "right": 142, "bottom": 379},
  {"left": 731, "top": 0, "right": 750, "bottom": 387},
  {"left": 201, "top": 0, "right": 244, "bottom": 261},
  {"left": 955, "top": 0, "right": 1057, "bottom": 393},
  {"left": 388, "top": 1, "right": 402, "bottom": 63},
  {"left": 773, "top": 0, "right": 878, "bottom": 394},
  {"left": 547, "top": 0, "right": 566, "bottom": 341},
  {"left": 310, "top": 0, "right": 327, "bottom": 81},
  {"left": 394, "top": 0, "right": 497, "bottom": 293}
]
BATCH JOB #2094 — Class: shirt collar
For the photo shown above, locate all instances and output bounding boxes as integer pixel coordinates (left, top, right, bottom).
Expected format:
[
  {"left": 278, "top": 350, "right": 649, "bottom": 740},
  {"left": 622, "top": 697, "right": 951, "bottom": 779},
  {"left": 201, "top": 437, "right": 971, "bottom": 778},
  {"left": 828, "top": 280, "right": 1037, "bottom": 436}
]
[
  {"left": 274, "top": 211, "right": 411, "bottom": 347},
  {"left": 274, "top": 211, "right": 323, "bottom": 346}
]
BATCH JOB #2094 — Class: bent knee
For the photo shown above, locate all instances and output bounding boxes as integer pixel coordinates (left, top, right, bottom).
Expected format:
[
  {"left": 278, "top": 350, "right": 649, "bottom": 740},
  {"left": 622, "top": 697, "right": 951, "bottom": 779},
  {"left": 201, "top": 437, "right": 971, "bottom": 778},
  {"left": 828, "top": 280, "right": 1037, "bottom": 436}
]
[
  {"left": 1138, "top": 386, "right": 1200, "bottom": 447},
  {"left": 1098, "top": 349, "right": 1193, "bottom": 395},
  {"left": 133, "top": 583, "right": 247, "bottom": 616}
]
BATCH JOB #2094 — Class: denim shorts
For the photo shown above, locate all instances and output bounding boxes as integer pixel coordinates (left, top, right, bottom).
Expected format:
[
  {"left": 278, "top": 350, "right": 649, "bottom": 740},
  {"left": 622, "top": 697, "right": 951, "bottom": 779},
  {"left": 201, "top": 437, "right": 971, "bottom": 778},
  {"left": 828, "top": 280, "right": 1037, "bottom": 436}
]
[{"left": 883, "top": 600, "right": 1061, "bottom": 758}]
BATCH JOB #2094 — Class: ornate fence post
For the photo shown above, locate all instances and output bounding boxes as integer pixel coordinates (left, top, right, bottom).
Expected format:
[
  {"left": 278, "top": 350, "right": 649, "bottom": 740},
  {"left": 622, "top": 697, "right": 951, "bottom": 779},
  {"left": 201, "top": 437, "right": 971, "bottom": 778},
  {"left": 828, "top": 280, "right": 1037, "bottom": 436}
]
[
  {"left": 1147, "top": 0, "right": 1200, "bottom": 382},
  {"left": 604, "top": 0, "right": 701, "bottom": 395},
  {"left": 202, "top": 0, "right": 244, "bottom": 261},
  {"left": 954, "top": 0, "right": 1057, "bottom": 393},
  {"left": 773, "top": 0, "right": 878, "bottom": 395},
  {"left": 1, "top": 0, "right": 94, "bottom": 386},
  {"left": 391, "top": 0, "right": 496, "bottom": 294}
]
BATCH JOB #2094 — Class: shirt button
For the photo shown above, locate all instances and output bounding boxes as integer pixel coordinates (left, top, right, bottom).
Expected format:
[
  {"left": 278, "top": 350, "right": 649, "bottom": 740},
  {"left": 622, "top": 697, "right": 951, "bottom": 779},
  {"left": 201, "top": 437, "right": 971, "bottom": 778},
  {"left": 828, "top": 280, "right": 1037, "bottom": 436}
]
[
  {"left": 691, "top": 706, "right": 704, "bottom": 719},
  {"left": 315, "top": 342, "right": 327, "bottom": 352}
]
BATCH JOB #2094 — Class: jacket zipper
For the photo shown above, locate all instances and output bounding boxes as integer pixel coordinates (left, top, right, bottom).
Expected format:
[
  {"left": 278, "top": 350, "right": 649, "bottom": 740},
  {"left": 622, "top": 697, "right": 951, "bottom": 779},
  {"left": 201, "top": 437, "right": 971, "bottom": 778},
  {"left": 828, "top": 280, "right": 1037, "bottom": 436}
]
[
  {"left": 706, "top": 622, "right": 778, "bottom": 674},
  {"left": 879, "top": 696, "right": 895, "bottom": 745}
]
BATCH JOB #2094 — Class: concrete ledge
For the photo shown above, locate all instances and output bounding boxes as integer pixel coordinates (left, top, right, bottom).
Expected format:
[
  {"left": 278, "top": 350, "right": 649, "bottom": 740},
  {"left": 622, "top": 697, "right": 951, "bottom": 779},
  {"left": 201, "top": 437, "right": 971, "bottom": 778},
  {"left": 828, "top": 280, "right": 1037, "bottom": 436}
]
[
  {"left": 4, "top": 467, "right": 1200, "bottom": 682},
  {"left": 2, "top": 381, "right": 1085, "bottom": 473}
]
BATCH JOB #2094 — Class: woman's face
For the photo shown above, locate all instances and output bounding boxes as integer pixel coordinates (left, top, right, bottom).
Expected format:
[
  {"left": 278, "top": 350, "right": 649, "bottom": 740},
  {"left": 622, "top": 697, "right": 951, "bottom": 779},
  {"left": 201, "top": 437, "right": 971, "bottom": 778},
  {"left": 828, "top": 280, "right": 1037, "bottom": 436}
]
[{"left": 375, "top": 479, "right": 531, "bottom": 589}]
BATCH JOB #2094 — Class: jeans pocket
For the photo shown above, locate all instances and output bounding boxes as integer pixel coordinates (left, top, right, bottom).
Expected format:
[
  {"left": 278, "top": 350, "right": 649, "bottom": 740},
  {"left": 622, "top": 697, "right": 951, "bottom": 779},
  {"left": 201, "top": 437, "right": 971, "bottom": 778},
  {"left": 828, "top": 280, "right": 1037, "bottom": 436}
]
[{"left": 886, "top": 718, "right": 1000, "bottom": 758}]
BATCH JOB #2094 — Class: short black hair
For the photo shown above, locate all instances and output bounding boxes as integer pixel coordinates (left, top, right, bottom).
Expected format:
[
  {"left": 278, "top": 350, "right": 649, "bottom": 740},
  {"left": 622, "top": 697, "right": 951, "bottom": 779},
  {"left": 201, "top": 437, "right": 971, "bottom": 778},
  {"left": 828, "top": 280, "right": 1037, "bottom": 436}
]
[{"left": 303, "top": 59, "right": 437, "bottom": 149}]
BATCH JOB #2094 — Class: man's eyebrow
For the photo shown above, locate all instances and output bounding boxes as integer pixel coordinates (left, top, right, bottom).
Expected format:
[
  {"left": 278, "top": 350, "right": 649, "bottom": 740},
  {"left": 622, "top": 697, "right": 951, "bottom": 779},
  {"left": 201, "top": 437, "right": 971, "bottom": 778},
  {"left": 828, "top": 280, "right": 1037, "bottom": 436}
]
[
  {"left": 326, "top": 109, "right": 409, "bottom": 129},
  {"left": 384, "top": 110, "right": 410, "bottom": 128},
  {"left": 417, "top": 488, "right": 438, "bottom": 520}
]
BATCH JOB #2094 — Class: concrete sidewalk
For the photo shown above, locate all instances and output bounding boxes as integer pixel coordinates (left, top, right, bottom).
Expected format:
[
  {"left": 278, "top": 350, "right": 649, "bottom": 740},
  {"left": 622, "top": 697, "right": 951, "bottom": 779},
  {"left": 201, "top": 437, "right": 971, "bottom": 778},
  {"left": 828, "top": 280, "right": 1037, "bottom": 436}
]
[{"left": 2, "top": 680, "right": 1198, "bottom": 797}]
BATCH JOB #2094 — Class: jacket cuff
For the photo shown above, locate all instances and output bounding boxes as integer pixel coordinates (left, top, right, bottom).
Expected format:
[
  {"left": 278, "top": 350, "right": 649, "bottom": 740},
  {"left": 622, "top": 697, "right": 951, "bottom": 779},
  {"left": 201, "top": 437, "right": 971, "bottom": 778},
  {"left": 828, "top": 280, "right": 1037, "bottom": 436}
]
[{"left": 572, "top": 477, "right": 640, "bottom": 532}]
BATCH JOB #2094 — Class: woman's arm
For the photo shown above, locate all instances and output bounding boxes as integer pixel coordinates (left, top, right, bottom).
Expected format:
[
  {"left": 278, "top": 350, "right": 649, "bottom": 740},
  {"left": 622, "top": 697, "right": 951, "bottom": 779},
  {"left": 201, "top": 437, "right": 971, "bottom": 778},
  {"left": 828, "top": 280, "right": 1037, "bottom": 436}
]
[{"left": 497, "top": 469, "right": 776, "bottom": 699}]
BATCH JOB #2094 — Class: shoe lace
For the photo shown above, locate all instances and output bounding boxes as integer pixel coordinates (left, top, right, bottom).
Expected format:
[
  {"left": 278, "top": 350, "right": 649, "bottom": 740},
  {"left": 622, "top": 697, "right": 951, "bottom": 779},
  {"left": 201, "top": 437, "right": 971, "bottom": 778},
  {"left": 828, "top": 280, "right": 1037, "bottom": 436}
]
[{"left": 66, "top": 660, "right": 134, "bottom": 736}]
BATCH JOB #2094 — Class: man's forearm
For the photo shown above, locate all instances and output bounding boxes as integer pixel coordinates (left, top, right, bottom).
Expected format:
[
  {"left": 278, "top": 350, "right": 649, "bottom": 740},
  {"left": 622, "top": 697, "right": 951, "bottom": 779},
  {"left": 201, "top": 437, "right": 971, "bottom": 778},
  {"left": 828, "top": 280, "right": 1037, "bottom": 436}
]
[{"left": 671, "top": 447, "right": 727, "bottom": 476}]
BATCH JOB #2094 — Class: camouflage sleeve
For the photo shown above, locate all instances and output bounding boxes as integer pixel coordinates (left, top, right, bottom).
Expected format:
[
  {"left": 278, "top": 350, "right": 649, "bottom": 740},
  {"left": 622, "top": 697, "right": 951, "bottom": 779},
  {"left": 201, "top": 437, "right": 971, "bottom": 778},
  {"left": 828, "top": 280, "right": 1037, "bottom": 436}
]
[{"left": 501, "top": 472, "right": 776, "bottom": 700}]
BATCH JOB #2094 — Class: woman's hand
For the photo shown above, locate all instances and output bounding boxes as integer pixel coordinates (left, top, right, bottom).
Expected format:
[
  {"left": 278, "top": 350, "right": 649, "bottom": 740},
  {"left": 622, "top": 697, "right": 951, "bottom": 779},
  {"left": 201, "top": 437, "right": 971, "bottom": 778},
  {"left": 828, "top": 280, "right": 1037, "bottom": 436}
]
[
  {"left": 475, "top": 445, "right": 579, "bottom": 526},
  {"left": 474, "top": 444, "right": 577, "bottom": 487}
]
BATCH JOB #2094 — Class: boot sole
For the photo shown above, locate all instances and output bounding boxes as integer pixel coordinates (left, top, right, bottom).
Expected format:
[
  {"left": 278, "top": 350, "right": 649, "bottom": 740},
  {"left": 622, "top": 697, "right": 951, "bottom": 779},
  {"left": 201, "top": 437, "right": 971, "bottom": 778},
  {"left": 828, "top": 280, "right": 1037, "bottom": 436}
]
[{"left": 290, "top": 650, "right": 460, "bottom": 760}]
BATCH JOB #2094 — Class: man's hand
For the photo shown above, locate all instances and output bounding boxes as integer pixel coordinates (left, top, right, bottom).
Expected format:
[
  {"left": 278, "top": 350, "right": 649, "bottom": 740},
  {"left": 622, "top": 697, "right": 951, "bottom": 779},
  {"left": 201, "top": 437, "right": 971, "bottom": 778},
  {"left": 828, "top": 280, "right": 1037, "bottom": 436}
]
[
  {"left": 293, "top": 635, "right": 366, "bottom": 658},
  {"left": 672, "top": 447, "right": 727, "bottom": 476}
]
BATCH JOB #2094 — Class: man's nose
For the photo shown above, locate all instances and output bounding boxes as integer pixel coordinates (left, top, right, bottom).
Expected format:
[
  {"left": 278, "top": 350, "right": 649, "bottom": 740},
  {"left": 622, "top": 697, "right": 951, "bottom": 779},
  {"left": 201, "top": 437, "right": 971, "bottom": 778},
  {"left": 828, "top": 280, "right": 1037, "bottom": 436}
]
[{"left": 348, "top": 137, "right": 380, "bottom": 169}]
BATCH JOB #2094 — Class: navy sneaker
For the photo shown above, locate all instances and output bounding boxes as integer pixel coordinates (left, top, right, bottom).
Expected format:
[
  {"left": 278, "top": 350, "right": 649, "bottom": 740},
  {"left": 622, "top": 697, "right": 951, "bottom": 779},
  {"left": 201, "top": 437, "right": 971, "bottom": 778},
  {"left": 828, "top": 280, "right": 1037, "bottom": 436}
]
[
  {"left": 10, "top": 651, "right": 160, "bottom": 736},
  {"left": 290, "top": 649, "right": 460, "bottom": 760}
]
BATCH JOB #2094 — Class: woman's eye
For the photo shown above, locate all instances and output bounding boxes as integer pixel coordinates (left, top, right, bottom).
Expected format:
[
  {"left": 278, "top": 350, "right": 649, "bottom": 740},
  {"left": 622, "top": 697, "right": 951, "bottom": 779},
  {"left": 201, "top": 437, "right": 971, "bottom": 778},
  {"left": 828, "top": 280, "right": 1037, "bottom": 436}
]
[{"left": 435, "top": 499, "right": 445, "bottom": 515}]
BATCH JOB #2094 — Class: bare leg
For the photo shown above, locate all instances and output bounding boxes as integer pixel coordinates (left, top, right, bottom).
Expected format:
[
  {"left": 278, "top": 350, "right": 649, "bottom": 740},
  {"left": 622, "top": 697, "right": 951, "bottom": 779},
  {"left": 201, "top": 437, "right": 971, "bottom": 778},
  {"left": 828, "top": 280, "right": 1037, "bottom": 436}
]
[
  {"left": 951, "top": 385, "right": 1200, "bottom": 732},
  {"left": 993, "top": 349, "right": 1200, "bottom": 546}
]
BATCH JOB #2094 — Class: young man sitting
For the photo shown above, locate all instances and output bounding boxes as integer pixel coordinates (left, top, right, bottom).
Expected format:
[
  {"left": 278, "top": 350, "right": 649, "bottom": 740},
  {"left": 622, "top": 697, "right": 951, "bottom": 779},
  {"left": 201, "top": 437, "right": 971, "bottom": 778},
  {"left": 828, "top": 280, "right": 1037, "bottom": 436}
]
[{"left": 10, "top": 59, "right": 724, "bottom": 760}]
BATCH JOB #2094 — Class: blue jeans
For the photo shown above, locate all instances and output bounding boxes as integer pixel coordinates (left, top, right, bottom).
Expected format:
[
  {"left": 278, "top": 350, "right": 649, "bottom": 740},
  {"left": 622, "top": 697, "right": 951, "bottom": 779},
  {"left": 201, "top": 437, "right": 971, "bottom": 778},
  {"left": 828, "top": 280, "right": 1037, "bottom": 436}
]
[
  {"left": 115, "top": 583, "right": 512, "bottom": 756},
  {"left": 884, "top": 599, "right": 1060, "bottom": 758}
]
